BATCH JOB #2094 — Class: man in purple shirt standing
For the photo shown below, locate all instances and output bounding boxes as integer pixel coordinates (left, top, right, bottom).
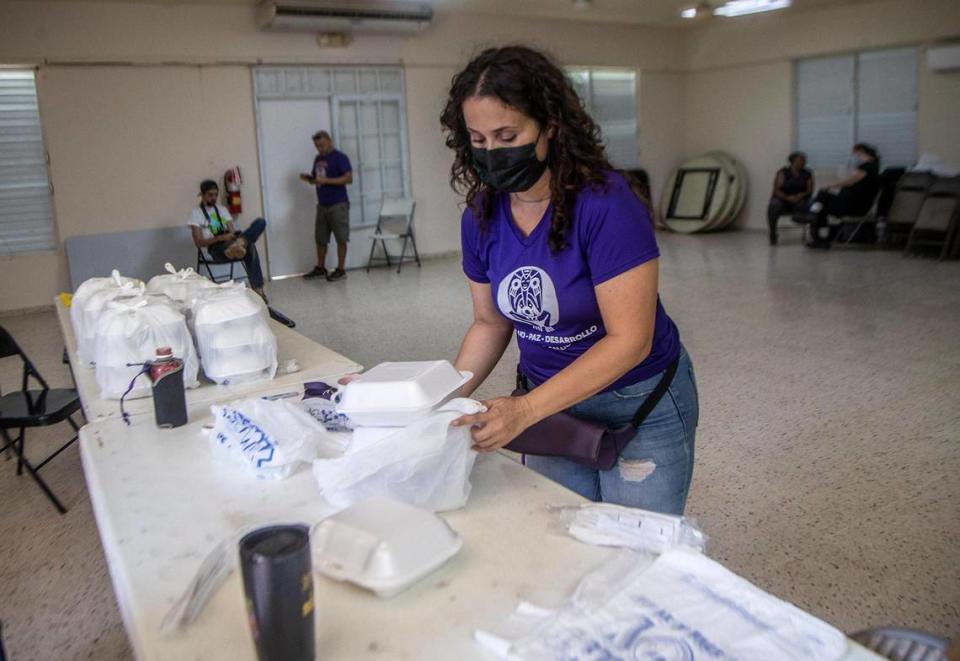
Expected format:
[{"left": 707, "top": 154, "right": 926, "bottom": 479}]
[{"left": 300, "top": 130, "right": 353, "bottom": 281}]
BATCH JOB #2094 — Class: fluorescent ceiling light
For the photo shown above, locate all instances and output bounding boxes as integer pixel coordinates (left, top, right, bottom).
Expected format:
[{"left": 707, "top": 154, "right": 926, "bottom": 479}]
[
  {"left": 714, "top": 0, "right": 792, "bottom": 17},
  {"left": 680, "top": 7, "right": 698, "bottom": 18}
]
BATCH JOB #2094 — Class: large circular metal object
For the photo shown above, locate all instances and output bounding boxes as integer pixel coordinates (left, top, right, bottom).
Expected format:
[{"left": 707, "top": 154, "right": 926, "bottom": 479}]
[
  {"left": 707, "top": 150, "right": 748, "bottom": 229},
  {"left": 660, "top": 154, "right": 733, "bottom": 234}
]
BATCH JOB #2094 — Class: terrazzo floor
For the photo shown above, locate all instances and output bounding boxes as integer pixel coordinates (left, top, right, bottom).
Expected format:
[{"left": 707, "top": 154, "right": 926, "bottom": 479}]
[{"left": 1, "top": 230, "right": 958, "bottom": 659}]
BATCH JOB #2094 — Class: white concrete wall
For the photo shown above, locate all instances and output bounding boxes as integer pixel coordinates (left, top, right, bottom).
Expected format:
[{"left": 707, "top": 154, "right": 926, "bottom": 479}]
[{"left": 0, "top": 0, "right": 684, "bottom": 311}]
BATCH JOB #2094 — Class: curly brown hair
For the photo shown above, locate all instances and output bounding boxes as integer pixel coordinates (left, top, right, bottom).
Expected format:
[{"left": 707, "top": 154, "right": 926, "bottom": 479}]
[{"left": 440, "top": 45, "right": 617, "bottom": 253}]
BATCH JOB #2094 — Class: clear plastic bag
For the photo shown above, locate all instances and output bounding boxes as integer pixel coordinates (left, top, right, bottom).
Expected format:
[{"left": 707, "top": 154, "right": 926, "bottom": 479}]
[
  {"left": 72, "top": 270, "right": 144, "bottom": 365},
  {"left": 550, "top": 502, "right": 707, "bottom": 555},
  {"left": 311, "top": 398, "right": 484, "bottom": 512},
  {"left": 191, "top": 283, "right": 278, "bottom": 385},
  {"left": 209, "top": 398, "right": 348, "bottom": 480},
  {"left": 146, "top": 262, "right": 218, "bottom": 307},
  {"left": 476, "top": 549, "right": 848, "bottom": 661},
  {"left": 92, "top": 296, "right": 200, "bottom": 399}
]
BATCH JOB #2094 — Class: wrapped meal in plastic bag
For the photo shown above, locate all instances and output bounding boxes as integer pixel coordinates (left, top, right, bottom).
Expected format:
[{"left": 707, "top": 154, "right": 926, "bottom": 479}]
[
  {"left": 146, "top": 263, "right": 218, "bottom": 309},
  {"left": 209, "top": 398, "right": 348, "bottom": 480},
  {"left": 191, "top": 282, "right": 278, "bottom": 385},
  {"left": 71, "top": 270, "right": 143, "bottom": 365},
  {"left": 93, "top": 296, "right": 199, "bottom": 399},
  {"left": 70, "top": 269, "right": 140, "bottom": 341},
  {"left": 312, "top": 398, "right": 483, "bottom": 512}
]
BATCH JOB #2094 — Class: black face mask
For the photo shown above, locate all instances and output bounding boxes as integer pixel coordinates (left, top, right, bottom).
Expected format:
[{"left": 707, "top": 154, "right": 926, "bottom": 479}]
[{"left": 470, "top": 132, "right": 547, "bottom": 193}]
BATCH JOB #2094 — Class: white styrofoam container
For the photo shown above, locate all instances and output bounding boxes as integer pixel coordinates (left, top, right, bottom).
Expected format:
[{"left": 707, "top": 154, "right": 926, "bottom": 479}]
[
  {"left": 336, "top": 361, "right": 472, "bottom": 427},
  {"left": 312, "top": 498, "right": 462, "bottom": 598}
]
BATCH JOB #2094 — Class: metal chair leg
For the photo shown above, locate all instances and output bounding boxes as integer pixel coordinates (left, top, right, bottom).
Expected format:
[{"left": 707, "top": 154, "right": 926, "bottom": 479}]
[
  {"left": 397, "top": 236, "right": 409, "bottom": 274},
  {"left": 15, "top": 427, "right": 24, "bottom": 475},
  {"left": 410, "top": 233, "right": 421, "bottom": 267},
  {"left": 0, "top": 427, "right": 67, "bottom": 514},
  {"left": 367, "top": 237, "right": 380, "bottom": 273}
]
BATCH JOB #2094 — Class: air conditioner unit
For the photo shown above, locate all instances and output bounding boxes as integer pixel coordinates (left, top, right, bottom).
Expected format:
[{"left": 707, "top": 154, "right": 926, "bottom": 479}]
[
  {"left": 927, "top": 43, "right": 960, "bottom": 72},
  {"left": 256, "top": 1, "right": 433, "bottom": 34}
]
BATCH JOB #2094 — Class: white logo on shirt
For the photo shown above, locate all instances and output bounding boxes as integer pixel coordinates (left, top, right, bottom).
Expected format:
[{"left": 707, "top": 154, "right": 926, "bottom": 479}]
[{"left": 496, "top": 266, "right": 559, "bottom": 332}]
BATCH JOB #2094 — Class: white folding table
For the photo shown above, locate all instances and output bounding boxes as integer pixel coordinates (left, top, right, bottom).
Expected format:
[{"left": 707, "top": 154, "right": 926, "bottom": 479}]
[
  {"left": 78, "top": 404, "right": 881, "bottom": 661},
  {"left": 59, "top": 296, "right": 880, "bottom": 661}
]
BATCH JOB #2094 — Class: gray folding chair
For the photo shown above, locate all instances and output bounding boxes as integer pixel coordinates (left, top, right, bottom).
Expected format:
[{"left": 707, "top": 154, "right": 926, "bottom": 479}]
[
  {"left": 366, "top": 197, "right": 420, "bottom": 274},
  {"left": 904, "top": 176, "right": 960, "bottom": 259},
  {"left": 834, "top": 192, "right": 882, "bottom": 247},
  {"left": 884, "top": 172, "right": 936, "bottom": 244}
]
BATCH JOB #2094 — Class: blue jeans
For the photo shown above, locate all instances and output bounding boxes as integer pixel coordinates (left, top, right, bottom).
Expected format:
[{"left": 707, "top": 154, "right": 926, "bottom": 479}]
[
  {"left": 209, "top": 217, "right": 266, "bottom": 289},
  {"left": 525, "top": 347, "right": 699, "bottom": 515}
]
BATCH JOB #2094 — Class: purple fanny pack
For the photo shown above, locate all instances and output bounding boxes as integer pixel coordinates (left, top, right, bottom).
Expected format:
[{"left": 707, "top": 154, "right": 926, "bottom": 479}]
[{"left": 505, "top": 356, "right": 679, "bottom": 471}]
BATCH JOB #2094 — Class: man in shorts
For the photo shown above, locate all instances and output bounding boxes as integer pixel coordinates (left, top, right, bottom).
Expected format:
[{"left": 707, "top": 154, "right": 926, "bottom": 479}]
[{"left": 300, "top": 130, "right": 352, "bottom": 281}]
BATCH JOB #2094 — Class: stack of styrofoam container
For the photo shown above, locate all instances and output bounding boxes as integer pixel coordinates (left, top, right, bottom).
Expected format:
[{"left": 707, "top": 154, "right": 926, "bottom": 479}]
[
  {"left": 336, "top": 361, "right": 472, "bottom": 451},
  {"left": 191, "top": 283, "right": 278, "bottom": 385},
  {"left": 93, "top": 296, "right": 200, "bottom": 399}
]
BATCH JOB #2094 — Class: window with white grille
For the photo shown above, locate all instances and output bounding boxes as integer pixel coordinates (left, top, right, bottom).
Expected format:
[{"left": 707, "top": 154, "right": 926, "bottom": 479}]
[
  {"left": 0, "top": 70, "right": 57, "bottom": 255},
  {"left": 254, "top": 66, "right": 409, "bottom": 228},
  {"left": 567, "top": 68, "right": 639, "bottom": 169}
]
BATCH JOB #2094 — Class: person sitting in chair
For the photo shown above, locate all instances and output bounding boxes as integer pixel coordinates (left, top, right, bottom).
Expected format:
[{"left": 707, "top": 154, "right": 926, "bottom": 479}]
[
  {"left": 188, "top": 179, "right": 268, "bottom": 301},
  {"left": 766, "top": 151, "right": 813, "bottom": 245},
  {"left": 802, "top": 143, "right": 881, "bottom": 249}
]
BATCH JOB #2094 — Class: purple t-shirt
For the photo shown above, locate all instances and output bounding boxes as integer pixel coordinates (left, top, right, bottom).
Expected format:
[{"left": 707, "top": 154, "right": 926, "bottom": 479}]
[
  {"left": 461, "top": 171, "right": 680, "bottom": 392},
  {"left": 312, "top": 149, "right": 352, "bottom": 206}
]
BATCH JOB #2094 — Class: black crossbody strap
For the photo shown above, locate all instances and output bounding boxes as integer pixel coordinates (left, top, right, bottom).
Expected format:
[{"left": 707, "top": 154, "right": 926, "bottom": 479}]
[
  {"left": 630, "top": 354, "right": 680, "bottom": 429},
  {"left": 200, "top": 203, "right": 226, "bottom": 235}
]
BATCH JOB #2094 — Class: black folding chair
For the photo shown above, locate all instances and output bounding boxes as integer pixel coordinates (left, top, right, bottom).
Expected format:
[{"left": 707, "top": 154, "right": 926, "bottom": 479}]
[
  {"left": 0, "top": 326, "right": 83, "bottom": 514},
  {"left": 197, "top": 247, "right": 247, "bottom": 284}
]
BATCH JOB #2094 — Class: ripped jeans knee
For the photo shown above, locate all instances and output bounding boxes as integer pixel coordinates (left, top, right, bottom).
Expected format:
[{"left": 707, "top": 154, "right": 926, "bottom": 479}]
[{"left": 617, "top": 458, "right": 657, "bottom": 483}]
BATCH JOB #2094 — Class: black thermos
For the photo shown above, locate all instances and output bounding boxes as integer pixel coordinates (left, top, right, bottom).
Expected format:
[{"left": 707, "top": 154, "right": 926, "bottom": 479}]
[
  {"left": 149, "top": 347, "right": 188, "bottom": 428},
  {"left": 239, "top": 524, "right": 315, "bottom": 661}
]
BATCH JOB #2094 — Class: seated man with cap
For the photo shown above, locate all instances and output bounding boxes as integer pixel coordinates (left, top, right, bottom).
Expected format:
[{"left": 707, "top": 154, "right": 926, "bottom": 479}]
[{"left": 188, "top": 179, "right": 268, "bottom": 302}]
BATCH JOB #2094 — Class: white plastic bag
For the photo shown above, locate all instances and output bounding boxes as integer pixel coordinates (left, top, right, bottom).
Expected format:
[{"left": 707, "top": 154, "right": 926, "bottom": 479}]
[
  {"left": 72, "top": 270, "right": 143, "bottom": 365},
  {"left": 551, "top": 502, "right": 707, "bottom": 555},
  {"left": 476, "top": 549, "right": 848, "bottom": 661},
  {"left": 191, "top": 283, "right": 278, "bottom": 385},
  {"left": 93, "top": 296, "right": 200, "bottom": 399},
  {"left": 312, "top": 398, "right": 483, "bottom": 512},
  {"left": 209, "top": 398, "right": 348, "bottom": 480},
  {"left": 147, "top": 263, "right": 218, "bottom": 307}
]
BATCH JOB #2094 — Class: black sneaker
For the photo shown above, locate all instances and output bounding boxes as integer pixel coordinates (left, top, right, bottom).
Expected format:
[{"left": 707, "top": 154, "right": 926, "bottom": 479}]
[
  {"left": 326, "top": 268, "right": 347, "bottom": 282},
  {"left": 303, "top": 266, "right": 327, "bottom": 279}
]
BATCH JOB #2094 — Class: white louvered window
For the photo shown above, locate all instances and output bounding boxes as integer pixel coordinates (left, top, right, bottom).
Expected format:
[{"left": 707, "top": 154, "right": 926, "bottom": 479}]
[
  {"left": 567, "top": 68, "right": 639, "bottom": 169},
  {"left": 0, "top": 70, "right": 57, "bottom": 255},
  {"left": 795, "top": 48, "right": 918, "bottom": 170},
  {"left": 857, "top": 48, "right": 918, "bottom": 169}
]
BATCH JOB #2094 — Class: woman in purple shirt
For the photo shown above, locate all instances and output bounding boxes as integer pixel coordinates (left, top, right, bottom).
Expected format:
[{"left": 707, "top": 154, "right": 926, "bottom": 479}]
[{"left": 443, "top": 46, "right": 699, "bottom": 515}]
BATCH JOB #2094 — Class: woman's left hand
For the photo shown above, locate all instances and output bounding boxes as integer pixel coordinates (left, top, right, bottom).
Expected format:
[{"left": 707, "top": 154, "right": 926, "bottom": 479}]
[{"left": 451, "top": 396, "right": 537, "bottom": 452}]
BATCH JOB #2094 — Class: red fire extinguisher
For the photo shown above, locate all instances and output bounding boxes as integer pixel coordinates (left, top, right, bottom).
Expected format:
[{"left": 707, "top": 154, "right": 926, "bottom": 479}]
[{"left": 224, "top": 166, "right": 242, "bottom": 216}]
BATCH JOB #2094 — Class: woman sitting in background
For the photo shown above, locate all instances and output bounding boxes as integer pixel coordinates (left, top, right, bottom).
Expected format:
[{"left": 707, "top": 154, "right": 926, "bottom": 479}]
[
  {"left": 804, "top": 143, "right": 881, "bottom": 249},
  {"left": 766, "top": 151, "right": 813, "bottom": 245}
]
